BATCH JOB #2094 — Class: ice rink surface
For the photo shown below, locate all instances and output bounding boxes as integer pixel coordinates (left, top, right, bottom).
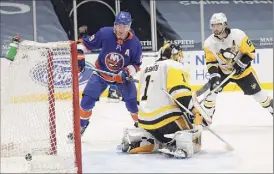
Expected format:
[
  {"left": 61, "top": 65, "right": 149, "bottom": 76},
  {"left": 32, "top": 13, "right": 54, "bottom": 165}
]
[
  {"left": 80, "top": 91, "right": 273, "bottom": 173},
  {"left": 1, "top": 91, "right": 273, "bottom": 173}
]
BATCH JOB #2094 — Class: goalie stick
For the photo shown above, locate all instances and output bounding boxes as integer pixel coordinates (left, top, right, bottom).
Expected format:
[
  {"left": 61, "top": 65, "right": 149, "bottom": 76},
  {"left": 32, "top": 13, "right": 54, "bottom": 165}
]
[{"left": 162, "top": 89, "right": 234, "bottom": 151}]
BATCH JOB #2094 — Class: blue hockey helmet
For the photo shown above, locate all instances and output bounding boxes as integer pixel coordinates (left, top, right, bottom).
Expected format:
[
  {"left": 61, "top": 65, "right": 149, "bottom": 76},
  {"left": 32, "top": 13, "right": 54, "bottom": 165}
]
[{"left": 114, "top": 11, "right": 132, "bottom": 26}]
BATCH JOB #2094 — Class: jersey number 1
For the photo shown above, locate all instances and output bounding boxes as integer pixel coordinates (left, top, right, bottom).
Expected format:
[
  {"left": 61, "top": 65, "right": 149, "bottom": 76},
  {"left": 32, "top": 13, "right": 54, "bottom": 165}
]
[{"left": 141, "top": 75, "right": 151, "bottom": 101}]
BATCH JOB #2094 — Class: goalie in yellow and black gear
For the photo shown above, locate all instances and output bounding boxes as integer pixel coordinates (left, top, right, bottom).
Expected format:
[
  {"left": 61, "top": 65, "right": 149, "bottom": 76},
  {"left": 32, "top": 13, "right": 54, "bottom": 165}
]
[
  {"left": 203, "top": 13, "right": 273, "bottom": 120},
  {"left": 117, "top": 41, "right": 206, "bottom": 159}
]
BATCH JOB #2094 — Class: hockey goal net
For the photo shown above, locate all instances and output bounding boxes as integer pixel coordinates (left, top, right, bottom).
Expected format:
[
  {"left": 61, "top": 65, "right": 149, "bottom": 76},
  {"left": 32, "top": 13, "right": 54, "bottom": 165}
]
[{"left": 1, "top": 40, "right": 82, "bottom": 173}]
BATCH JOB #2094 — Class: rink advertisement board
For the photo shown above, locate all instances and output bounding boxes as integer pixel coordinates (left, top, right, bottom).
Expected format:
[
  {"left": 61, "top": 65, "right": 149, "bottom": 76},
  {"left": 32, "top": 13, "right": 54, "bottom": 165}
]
[
  {"left": 145, "top": 0, "right": 273, "bottom": 51},
  {"left": 0, "top": 49, "right": 272, "bottom": 101}
]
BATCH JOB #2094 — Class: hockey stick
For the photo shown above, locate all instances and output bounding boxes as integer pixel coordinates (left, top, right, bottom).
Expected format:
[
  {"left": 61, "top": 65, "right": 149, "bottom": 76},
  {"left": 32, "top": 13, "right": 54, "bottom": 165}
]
[
  {"left": 86, "top": 67, "right": 139, "bottom": 83},
  {"left": 162, "top": 89, "right": 234, "bottom": 151},
  {"left": 195, "top": 82, "right": 210, "bottom": 97},
  {"left": 142, "top": 54, "right": 159, "bottom": 58},
  {"left": 198, "top": 70, "right": 236, "bottom": 104}
]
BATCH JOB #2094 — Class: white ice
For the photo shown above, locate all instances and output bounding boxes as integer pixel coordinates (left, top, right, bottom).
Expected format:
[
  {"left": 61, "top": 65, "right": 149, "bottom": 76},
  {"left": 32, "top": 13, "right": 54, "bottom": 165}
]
[
  {"left": 81, "top": 91, "right": 273, "bottom": 173},
  {"left": 1, "top": 91, "right": 273, "bottom": 173}
]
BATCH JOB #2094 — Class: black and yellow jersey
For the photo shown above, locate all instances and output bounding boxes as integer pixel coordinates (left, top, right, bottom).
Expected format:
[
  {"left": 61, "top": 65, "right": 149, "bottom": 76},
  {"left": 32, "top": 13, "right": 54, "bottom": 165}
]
[
  {"left": 204, "top": 28, "right": 256, "bottom": 79},
  {"left": 137, "top": 59, "right": 192, "bottom": 130}
]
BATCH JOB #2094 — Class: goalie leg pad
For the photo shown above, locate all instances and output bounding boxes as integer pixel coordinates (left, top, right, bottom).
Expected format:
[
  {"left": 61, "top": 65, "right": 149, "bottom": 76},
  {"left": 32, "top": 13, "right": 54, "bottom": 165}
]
[
  {"left": 120, "top": 128, "right": 160, "bottom": 154},
  {"left": 174, "top": 127, "right": 202, "bottom": 158},
  {"left": 128, "top": 137, "right": 159, "bottom": 154},
  {"left": 175, "top": 131, "right": 194, "bottom": 158}
]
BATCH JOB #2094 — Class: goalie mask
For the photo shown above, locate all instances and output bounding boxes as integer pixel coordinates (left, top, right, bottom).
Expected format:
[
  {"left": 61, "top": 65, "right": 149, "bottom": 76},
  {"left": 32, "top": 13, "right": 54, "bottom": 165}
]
[{"left": 160, "top": 41, "right": 184, "bottom": 63}]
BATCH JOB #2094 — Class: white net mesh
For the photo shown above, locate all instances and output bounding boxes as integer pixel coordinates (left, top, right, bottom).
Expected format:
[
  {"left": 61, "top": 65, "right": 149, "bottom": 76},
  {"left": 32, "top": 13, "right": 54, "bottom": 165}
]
[{"left": 1, "top": 40, "right": 81, "bottom": 173}]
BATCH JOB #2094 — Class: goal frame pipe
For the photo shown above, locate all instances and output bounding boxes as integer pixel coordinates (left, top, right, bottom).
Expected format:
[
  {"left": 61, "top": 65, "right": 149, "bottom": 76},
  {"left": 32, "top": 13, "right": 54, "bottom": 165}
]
[
  {"left": 71, "top": 41, "right": 82, "bottom": 174},
  {"left": 47, "top": 42, "right": 82, "bottom": 173}
]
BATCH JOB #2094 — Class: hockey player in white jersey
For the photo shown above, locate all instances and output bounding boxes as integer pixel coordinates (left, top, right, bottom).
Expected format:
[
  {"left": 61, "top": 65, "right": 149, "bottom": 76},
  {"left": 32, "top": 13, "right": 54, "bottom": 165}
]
[
  {"left": 118, "top": 42, "right": 206, "bottom": 159},
  {"left": 203, "top": 13, "right": 273, "bottom": 119}
]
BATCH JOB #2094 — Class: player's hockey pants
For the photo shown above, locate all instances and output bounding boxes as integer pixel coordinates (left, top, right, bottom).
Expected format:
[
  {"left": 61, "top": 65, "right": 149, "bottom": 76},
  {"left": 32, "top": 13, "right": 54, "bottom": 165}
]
[
  {"left": 214, "top": 67, "right": 262, "bottom": 95},
  {"left": 80, "top": 74, "right": 138, "bottom": 124}
]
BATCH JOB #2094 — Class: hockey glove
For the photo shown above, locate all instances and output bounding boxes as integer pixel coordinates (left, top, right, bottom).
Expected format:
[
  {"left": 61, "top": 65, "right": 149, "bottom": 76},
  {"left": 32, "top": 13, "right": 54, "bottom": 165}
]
[
  {"left": 77, "top": 49, "right": 85, "bottom": 73},
  {"left": 209, "top": 73, "right": 222, "bottom": 93},
  {"left": 113, "top": 68, "right": 130, "bottom": 83},
  {"left": 233, "top": 58, "right": 249, "bottom": 75}
]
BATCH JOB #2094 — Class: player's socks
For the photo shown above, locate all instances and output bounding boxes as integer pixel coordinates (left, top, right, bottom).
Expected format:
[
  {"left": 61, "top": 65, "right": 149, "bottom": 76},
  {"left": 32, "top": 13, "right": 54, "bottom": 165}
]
[
  {"left": 80, "top": 120, "right": 90, "bottom": 136},
  {"left": 203, "top": 100, "right": 216, "bottom": 119},
  {"left": 131, "top": 113, "right": 138, "bottom": 127},
  {"left": 80, "top": 119, "right": 89, "bottom": 128},
  {"left": 261, "top": 98, "right": 273, "bottom": 116},
  {"left": 67, "top": 110, "right": 92, "bottom": 141},
  {"left": 67, "top": 120, "right": 90, "bottom": 141}
]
